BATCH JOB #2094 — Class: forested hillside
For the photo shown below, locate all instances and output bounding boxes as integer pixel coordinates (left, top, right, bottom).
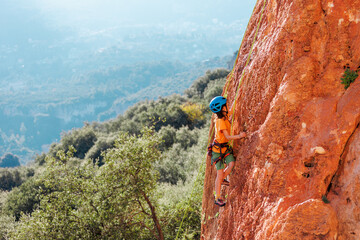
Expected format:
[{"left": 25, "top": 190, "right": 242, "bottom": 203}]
[{"left": 0, "top": 68, "right": 229, "bottom": 239}]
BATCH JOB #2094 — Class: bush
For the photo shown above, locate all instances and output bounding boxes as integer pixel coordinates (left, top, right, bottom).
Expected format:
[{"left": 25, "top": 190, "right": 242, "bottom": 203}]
[
  {"left": 34, "top": 153, "right": 46, "bottom": 166},
  {"left": 157, "top": 144, "right": 187, "bottom": 184},
  {"left": 120, "top": 95, "right": 192, "bottom": 131},
  {"left": 0, "top": 214, "right": 16, "bottom": 240},
  {"left": 0, "top": 169, "right": 21, "bottom": 191},
  {"left": 341, "top": 68, "right": 358, "bottom": 89},
  {"left": 181, "top": 103, "right": 206, "bottom": 127},
  {"left": 10, "top": 128, "right": 165, "bottom": 240},
  {"left": 0, "top": 191, "right": 16, "bottom": 239},
  {"left": 185, "top": 68, "right": 230, "bottom": 100},
  {"left": 4, "top": 177, "right": 43, "bottom": 220},
  {"left": 49, "top": 127, "right": 97, "bottom": 159},
  {"left": 158, "top": 126, "right": 177, "bottom": 151},
  {"left": 175, "top": 126, "right": 199, "bottom": 150},
  {"left": 156, "top": 129, "right": 207, "bottom": 239},
  {"left": 4, "top": 65, "right": 226, "bottom": 239},
  {"left": 203, "top": 77, "right": 227, "bottom": 103},
  {"left": 85, "top": 135, "right": 116, "bottom": 165},
  {"left": 0, "top": 167, "right": 34, "bottom": 192}
]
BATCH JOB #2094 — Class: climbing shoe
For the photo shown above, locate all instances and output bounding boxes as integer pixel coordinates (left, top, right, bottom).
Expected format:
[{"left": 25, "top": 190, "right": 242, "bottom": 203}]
[
  {"left": 222, "top": 179, "right": 230, "bottom": 186},
  {"left": 214, "top": 198, "right": 226, "bottom": 207}
]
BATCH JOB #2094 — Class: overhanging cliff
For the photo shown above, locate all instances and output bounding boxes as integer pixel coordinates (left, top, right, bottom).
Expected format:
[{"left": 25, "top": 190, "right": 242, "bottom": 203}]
[{"left": 201, "top": 0, "right": 360, "bottom": 239}]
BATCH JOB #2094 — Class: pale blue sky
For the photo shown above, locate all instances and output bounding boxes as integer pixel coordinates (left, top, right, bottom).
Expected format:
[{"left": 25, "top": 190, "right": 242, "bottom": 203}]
[{"left": 22, "top": 0, "right": 257, "bottom": 29}]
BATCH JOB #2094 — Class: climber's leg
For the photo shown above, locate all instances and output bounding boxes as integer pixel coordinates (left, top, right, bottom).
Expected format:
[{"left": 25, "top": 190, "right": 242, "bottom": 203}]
[
  {"left": 223, "top": 161, "right": 235, "bottom": 180},
  {"left": 223, "top": 153, "right": 235, "bottom": 181},
  {"left": 215, "top": 168, "right": 224, "bottom": 200}
]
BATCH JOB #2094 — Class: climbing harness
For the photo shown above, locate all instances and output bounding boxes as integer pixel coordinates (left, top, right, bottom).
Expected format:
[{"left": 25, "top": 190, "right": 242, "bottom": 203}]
[
  {"left": 175, "top": 0, "right": 267, "bottom": 239},
  {"left": 207, "top": 140, "right": 233, "bottom": 165}
]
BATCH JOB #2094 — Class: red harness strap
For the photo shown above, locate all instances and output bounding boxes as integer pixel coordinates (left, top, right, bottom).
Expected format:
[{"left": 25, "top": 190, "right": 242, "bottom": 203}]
[{"left": 208, "top": 140, "right": 232, "bottom": 165}]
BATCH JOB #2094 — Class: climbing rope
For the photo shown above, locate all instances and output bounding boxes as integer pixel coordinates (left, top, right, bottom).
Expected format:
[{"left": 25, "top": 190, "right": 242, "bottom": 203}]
[
  {"left": 175, "top": 0, "right": 267, "bottom": 238},
  {"left": 229, "top": 0, "right": 267, "bottom": 144},
  {"left": 231, "top": 0, "right": 266, "bottom": 139}
]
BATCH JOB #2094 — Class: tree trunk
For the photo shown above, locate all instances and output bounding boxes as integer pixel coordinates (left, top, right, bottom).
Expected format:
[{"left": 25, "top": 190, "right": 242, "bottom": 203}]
[{"left": 141, "top": 191, "right": 164, "bottom": 240}]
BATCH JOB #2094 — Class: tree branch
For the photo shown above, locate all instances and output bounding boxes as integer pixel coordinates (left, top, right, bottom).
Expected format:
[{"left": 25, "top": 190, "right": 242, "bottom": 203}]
[{"left": 141, "top": 190, "right": 164, "bottom": 240}]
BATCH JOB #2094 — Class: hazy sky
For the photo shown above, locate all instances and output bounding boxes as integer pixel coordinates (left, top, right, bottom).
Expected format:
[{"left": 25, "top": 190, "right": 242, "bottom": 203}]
[
  {"left": 22, "top": 0, "right": 257, "bottom": 29},
  {"left": 0, "top": 0, "right": 257, "bottom": 45}
]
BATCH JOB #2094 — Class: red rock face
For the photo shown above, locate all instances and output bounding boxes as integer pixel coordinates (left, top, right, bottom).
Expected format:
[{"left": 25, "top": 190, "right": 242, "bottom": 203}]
[{"left": 201, "top": 0, "right": 360, "bottom": 239}]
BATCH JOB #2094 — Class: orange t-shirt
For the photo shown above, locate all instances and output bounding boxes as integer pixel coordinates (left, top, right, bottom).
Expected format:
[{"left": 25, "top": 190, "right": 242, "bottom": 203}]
[{"left": 213, "top": 118, "right": 231, "bottom": 153}]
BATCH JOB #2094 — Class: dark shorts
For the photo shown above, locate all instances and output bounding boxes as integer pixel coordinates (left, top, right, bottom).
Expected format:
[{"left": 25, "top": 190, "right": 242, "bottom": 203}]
[{"left": 211, "top": 151, "right": 235, "bottom": 170}]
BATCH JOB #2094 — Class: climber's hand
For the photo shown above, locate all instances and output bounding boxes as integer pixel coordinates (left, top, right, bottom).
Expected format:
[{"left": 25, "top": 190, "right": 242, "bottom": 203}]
[{"left": 239, "top": 132, "right": 247, "bottom": 139}]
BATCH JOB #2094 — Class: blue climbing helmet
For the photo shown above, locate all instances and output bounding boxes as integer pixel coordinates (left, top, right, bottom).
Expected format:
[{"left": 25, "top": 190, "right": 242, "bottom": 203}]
[{"left": 209, "top": 96, "right": 227, "bottom": 113}]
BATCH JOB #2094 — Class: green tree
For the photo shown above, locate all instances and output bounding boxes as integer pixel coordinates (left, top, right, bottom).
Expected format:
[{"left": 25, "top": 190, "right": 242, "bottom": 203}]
[
  {"left": 185, "top": 68, "right": 229, "bottom": 100},
  {"left": 85, "top": 134, "right": 116, "bottom": 165},
  {"left": 3, "top": 177, "right": 43, "bottom": 220},
  {"left": 0, "top": 167, "right": 34, "bottom": 192},
  {"left": 10, "top": 127, "right": 164, "bottom": 240},
  {"left": 0, "top": 191, "right": 16, "bottom": 240},
  {"left": 158, "top": 126, "right": 177, "bottom": 151},
  {"left": 0, "top": 169, "right": 21, "bottom": 191},
  {"left": 203, "top": 77, "right": 227, "bottom": 103},
  {"left": 49, "top": 127, "right": 97, "bottom": 159}
]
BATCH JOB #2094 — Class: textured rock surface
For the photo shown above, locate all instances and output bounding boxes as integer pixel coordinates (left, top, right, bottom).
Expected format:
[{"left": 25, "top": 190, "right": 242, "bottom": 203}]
[{"left": 201, "top": 0, "right": 360, "bottom": 239}]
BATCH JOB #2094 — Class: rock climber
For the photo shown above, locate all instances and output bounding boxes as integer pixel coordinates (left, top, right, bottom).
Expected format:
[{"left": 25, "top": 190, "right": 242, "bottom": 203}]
[{"left": 208, "top": 96, "right": 246, "bottom": 207}]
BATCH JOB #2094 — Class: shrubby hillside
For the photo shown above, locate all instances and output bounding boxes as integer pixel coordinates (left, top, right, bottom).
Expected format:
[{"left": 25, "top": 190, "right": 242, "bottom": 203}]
[{"left": 0, "top": 68, "right": 229, "bottom": 239}]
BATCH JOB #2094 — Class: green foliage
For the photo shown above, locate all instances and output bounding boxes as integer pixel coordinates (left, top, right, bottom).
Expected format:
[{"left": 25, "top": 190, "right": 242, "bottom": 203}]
[
  {"left": 322, "top": 195, "right": 330, "bottom": 204},
  {"left": 341, "top": 68, "right": 358, "bottom": 89},
  {"left": 175, "top": 126, "right": 200, "bottom": 150},
  {"left": 158, "top": 180, "right": 203, "bottom": 240},
  {"left": 203, "top": 77, "right": 227, "bottom": 103},
  {"left": 158, "top": 126, "right": 177, "bottom": 151},
  {"left": 85, "top": 134, "right": 117, "bottom": 165},
  {"left": 3, "top": 52, "right": 230, "bottom": 162},
  {"left": 124, "top": 95, "right": 192, "bottom": 131},
  {"left": 34, "top": 153, "right": 46, "bottom": 166},
  {"left": 0, "top": 213, "right": 16, "bottom": 240},
  {"left": 0, "top": 167, "right": 34, "bottom": 191},
  {"left": 157, "top": 126, "right": 201, "bottom": 184},
  {"left": 35, "top": 68, "right": 226, "bottom": 166},
  {"left": 157, "top": 127, "right": 208, "bottom": 239},
  {"left": 157, "top": 144, "right": 187, "bottom": 184},
  {"left": 185, "top": 68, "right": 230, "bottom": 100},
  {"left": 10, "top": 128, "right": 164, "bottom": 240},
  {"left": 0, "top": 191, "right": 17, "bottom": 239},
  {"left": 49, "top": 127, "right": 97, "bottom": 159},
  {"left": 3, "top": 177, "right": 43, "bottom": 220},
  {"left": 0, "top": 169, "right": 21, "bottom": 191},
  {"left": 0, "top": 154, "right": 20, "bottom": 168},
  {"left": 2, "top": 68, "right": 225, "bottom": 239}
]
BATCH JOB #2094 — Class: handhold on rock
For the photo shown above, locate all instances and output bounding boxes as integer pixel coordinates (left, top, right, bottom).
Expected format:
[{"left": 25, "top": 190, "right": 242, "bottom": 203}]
[{"left": 311, "top": 146, "right": 326, "bottom": 155}]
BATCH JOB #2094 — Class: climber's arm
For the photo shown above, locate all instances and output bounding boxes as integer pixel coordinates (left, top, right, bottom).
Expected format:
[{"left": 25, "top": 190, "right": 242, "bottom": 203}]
[{"left": 222, "top": 129, "right": 246, "bottom": 140}]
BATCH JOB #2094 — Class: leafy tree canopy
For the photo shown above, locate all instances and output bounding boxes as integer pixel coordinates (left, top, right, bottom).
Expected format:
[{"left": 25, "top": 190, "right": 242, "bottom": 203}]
[{"left": 10, "top": 128, "right": 165, "bottom": 240}]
